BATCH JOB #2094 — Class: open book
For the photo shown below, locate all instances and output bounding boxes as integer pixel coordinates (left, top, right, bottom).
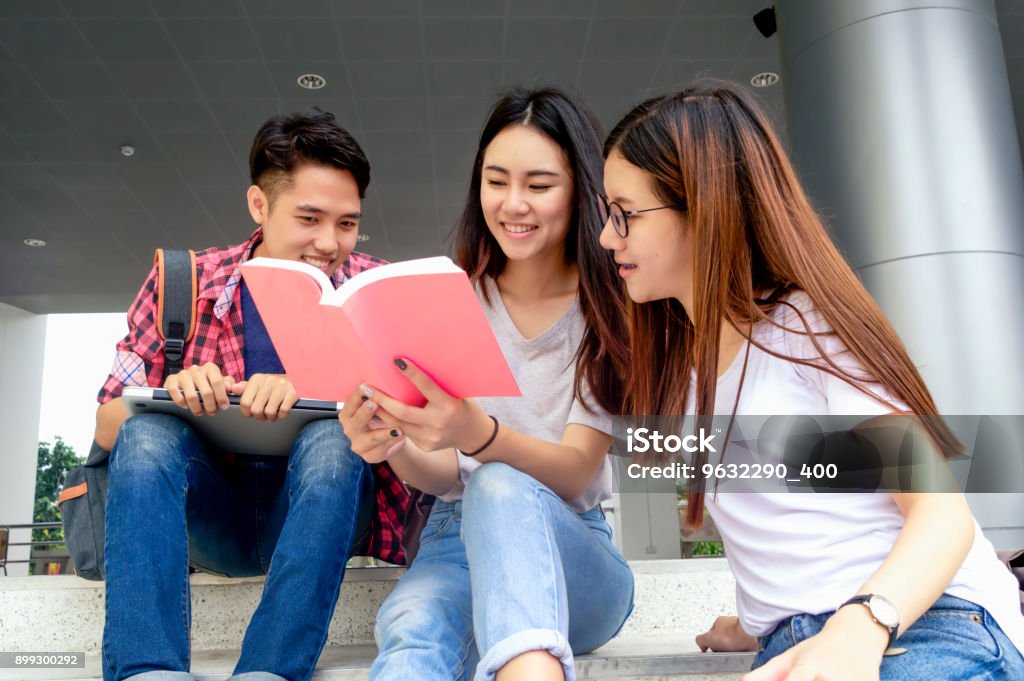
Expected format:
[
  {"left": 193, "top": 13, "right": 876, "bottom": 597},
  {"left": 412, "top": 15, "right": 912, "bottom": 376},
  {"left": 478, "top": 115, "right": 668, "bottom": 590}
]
[{"left": 239, "top": 256, "right": 520, "bottom": 406}]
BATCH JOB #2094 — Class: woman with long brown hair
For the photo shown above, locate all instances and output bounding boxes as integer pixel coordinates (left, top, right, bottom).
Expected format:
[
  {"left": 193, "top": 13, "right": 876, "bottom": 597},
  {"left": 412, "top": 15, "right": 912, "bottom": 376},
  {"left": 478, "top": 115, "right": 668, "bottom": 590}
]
[
  {"left": 340, "top": 87, "right": 634, "bottom": 681},
  {"left": 600, "top": 79, "right": 1024, "bottom": 680}
]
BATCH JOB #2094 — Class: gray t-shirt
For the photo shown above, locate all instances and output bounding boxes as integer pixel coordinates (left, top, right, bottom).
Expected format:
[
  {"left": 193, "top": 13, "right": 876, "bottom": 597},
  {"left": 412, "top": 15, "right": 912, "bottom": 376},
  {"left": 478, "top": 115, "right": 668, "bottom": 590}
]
[{"left": 438, "top": 277, "right": 614, "bottom": 512}]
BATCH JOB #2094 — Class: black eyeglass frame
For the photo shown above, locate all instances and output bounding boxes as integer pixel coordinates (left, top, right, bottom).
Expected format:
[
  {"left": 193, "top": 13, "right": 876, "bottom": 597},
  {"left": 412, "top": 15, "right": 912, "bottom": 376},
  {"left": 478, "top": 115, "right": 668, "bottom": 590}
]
[{"left": 597, "top": 193, "right": 684, "bottom": 238}]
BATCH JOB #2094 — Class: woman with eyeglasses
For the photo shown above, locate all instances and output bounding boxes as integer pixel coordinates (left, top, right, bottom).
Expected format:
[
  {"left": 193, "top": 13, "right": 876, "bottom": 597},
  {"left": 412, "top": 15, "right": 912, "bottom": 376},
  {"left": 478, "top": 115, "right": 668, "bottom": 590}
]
[
  {"left": 339, "top": 87, "right": 634, "bottom": 681},
  {"left": 599, "top": 79, "right": 1024, "bottom": 680}
]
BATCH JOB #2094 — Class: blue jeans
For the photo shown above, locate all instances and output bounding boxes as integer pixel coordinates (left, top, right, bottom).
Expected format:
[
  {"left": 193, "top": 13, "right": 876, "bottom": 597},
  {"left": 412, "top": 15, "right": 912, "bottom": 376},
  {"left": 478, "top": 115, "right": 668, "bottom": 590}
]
[
  {"left": 102, "top": 414, "right": 374, "bottom": 681},
  {"left": 370, "top": 462, "right": 635, "bottom": 681},
  {"left": 755, "top": 594, "right": 1024, "bottom": 680}
]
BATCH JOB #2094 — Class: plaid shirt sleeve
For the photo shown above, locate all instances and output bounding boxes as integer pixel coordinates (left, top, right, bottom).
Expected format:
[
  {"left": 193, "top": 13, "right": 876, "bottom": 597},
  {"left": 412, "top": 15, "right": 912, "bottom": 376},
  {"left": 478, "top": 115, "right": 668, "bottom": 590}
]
[
  {"left": 98, "top": 263, "right": 168, "bottom": 404},
  {"left": 339, "top": 250, "right": 413, "bottom": 565}
]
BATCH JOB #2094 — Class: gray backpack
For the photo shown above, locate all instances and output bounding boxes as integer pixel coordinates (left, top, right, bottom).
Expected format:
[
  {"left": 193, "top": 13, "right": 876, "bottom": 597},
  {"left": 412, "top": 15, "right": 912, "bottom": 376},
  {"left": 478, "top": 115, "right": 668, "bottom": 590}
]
[{"left": 58, "top": 249, "right": 197, "bottom": 580}]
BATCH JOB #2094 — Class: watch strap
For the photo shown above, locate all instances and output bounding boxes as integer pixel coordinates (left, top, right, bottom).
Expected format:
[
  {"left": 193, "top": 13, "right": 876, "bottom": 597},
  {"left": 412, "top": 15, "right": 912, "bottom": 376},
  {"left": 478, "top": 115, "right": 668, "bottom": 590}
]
[{"left": 839, "top": 594, "right": 898, "bottom": 650}]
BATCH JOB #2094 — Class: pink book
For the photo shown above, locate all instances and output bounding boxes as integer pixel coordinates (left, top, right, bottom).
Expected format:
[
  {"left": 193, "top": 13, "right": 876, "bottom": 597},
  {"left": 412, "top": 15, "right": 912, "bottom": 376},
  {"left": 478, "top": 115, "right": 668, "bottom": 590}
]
[{"left": 239, "top": 256, "right": 521, "bottom": 406}]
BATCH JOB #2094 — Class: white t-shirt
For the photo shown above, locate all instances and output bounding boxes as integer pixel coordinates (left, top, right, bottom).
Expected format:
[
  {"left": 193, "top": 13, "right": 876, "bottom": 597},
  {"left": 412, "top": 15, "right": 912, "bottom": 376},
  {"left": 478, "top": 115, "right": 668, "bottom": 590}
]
[
  {"left": 694, "top": 291, "right": 1024, "bottom": 651},
  {"left": 438, "top": 277, "right": 614, "bottom": 513}
]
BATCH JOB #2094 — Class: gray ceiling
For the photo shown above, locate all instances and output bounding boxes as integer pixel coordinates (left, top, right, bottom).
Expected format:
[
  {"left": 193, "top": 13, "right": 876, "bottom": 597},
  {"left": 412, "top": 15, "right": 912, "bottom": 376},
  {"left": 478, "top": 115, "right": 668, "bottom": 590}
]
[{"left": 1, "top": 0, "right": 1022, "bottom": 314}]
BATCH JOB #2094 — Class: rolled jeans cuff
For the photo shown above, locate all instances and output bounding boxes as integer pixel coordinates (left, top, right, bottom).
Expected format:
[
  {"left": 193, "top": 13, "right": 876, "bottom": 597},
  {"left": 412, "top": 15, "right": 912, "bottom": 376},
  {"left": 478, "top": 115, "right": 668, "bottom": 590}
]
[
  {"left": 475, "top": 628, "right": 574, "bottom": 681},
  {"left": 124, "top": 672, "right": 196, "bottom": 681}
]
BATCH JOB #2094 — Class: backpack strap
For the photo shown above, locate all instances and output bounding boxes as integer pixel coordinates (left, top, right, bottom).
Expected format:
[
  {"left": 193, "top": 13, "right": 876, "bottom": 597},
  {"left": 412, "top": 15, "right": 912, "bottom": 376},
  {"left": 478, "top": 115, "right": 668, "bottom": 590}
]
[{"left": 154, "top": 248, "right": 198, "bottom": 379}]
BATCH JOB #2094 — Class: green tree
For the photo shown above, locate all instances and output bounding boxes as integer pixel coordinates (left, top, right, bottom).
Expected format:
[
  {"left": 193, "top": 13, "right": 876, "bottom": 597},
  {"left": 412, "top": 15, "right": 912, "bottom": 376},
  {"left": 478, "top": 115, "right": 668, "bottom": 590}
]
[{"left": 33, "top": 437, "right": 84, "bottom": 546}]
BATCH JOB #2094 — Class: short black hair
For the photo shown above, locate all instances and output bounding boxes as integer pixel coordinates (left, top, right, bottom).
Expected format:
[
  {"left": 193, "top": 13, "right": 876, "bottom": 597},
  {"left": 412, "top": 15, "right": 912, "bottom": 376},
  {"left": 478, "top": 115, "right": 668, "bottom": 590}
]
[{"left": 249, "top": 107, "right": 370, "bottom": 201}]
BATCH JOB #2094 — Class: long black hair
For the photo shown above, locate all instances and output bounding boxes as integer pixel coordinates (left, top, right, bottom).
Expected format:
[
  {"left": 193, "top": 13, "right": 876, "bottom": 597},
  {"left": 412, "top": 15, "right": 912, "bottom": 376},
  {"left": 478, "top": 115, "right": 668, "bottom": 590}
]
[{"left": 453, "top": 87, "right": 628, "bottom": 414}]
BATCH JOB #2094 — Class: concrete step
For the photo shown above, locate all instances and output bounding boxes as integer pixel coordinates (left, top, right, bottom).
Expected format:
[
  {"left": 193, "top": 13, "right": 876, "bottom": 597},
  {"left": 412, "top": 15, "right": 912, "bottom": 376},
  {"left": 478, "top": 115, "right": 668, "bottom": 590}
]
[
  {"left": 1, "top": 640, "right": 752, "bottom": 680},
  {"left": 0, "top": 559, "right": 754, "bottom": 680}
]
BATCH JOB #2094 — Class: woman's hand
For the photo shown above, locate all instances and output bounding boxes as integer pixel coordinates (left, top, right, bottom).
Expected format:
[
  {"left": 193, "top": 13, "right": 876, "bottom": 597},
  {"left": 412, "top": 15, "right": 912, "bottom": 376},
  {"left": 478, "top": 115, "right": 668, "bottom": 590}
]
[
  {"left": 695, "top": 616, "right": 758, "bottom": 653},
  {"left": 338, "top": 386, "right": 406, "bottom": 463},
  {"left": 742, "top": 606, "right": 887, "bottom": 681},
  {"left": 363, "top": 357, "right": 496, "bottom": 454}
]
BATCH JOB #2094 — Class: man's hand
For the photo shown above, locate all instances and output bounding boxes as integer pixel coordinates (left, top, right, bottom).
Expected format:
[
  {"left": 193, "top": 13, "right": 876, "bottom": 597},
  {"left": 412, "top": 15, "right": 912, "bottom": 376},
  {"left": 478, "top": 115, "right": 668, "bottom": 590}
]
[
  {"left": 696, "top": 616, "right": 759, "bottom": 653},
  {"left": 339, "top": 386, "right": 406, "bottom": 463},
  {"left": 231, "top": 373, "right": 299, "bottom": 422},
  {"left": 164, "top": 362, "right": 235, "bottom": 416}
]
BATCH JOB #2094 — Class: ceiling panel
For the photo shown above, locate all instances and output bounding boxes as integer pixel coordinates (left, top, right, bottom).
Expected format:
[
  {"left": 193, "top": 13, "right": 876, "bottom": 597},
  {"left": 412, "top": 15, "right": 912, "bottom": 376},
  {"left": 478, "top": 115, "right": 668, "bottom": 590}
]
[
  {"left": 104, "top": 60, "right": 201, "bottom": 100},
  {"left": 0, "top": 2, "right": 65, "bottom": 19},
  {"left": 189, "top": 61, "right": 276, "bottom": 100},
  {"left": 337, "top": 18, "right": 423, "bottom": 61},
  {"left": 427, "top": 61, "right": 504, "bottom": 97},
  {"left": 423, "top": 19, "right": 504, "bottom": 60},
  {"left": 13, "top": 132, "right": 99, "bottom": 164},
  {"left": 164, "top": 18, "right": 262, "bottom": 61},
  {"left": 422, "top": 0, "right": 507, "bottom": 18},
  {"left": 348, "top": 61, "right": 426, "bottom": 98},
  {"left": 76, "top": 19, "right": 178, "bottom": 61},
  {"left": 248, "top": 19, "right": 341, "bottom": 61},
  {"left": 0, "top": 61, "right": 48, "bottom": 100},
  {"left": 23, "top": 60, "right": 120, "bottom": 99},
  {"left": 502, "top": 61, "right": 580, "bottom": 90},
  {"left": 151, "top": 0, "right": 246, "bottom": 20},
  {"left": 0, "top": 19, "right": 96, "bottom": 61},
  {"left": 505, "top": 18, "right": 590, "bottom": 61}
]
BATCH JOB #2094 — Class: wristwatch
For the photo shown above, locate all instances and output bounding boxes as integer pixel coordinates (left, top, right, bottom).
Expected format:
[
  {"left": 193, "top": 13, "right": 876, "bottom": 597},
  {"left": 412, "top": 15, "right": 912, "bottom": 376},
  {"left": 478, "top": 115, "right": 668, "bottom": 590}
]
[{"left": 839, "top": 594, "right": 900, "bottom": 650}]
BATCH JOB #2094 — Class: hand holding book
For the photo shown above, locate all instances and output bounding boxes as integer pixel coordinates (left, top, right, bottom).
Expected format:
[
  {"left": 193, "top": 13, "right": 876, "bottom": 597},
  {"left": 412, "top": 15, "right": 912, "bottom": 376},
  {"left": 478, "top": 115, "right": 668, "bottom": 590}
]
[{"left": 359, "top": 356, "right": 498, "bottom": 456}]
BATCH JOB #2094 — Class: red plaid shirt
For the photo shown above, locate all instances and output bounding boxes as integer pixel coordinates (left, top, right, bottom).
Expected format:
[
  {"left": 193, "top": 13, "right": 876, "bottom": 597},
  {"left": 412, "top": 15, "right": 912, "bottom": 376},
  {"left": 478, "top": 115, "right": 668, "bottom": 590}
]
[{"left": 99, "top": 227, "right": 411, "bottom": 565}]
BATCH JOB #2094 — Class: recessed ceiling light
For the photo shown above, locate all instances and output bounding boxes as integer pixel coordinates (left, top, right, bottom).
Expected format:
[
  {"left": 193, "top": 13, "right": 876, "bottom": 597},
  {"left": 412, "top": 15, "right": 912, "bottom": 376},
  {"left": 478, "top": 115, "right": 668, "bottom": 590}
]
[
  {"left": 297, "top": 73, "right": 326, "bottom": 90},
  {"left": 357, "top": 233, "right": 370, "bottom": 242},
  {"left": 120, "top": 145, "right": 135, "bottom": 157},
  {"left": 751, "top": 72, "right": 779, "bottom": 88},
  {"left": 24, "top": 238, "right": 47, "bottom": 247}
]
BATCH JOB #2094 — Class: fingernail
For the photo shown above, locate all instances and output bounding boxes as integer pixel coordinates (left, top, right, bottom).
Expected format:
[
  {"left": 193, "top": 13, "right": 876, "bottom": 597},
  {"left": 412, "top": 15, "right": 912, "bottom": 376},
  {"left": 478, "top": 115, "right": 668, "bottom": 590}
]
[
  {"left": 390, "top": 429, "right": 401, "bottom": 438},
  {"left": 364, "top": 400, "right": 376, "bottom": 410},
  {"left": 394, "top": 357, "right": 407, "bottom": 370},
  {"left": 359, "top": 384, "right": 375, "bottom": 398}
]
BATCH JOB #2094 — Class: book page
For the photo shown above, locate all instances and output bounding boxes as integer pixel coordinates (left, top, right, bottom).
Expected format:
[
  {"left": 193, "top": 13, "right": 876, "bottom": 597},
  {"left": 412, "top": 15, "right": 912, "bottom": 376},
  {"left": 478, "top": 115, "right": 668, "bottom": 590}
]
[
  {"left": 326, "top": 256, "right": 462, "bottom": 307},
  {"left": 241, "top": 257, "right": 333, "bottom": 300}
]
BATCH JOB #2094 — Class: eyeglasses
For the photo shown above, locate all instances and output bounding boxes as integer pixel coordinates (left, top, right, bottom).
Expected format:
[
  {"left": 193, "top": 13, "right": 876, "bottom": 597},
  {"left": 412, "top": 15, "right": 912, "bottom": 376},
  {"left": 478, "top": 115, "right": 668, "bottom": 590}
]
[{"left": 597, "top": 193, "right": 680, "bottom": 238}]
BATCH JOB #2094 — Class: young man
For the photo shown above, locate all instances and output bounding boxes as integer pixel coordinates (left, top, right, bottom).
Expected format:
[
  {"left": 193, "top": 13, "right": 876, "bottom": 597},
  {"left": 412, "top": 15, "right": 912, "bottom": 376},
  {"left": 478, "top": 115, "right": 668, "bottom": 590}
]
[{"left": 94, "top": 109, "right": 410, "bottom": 681}]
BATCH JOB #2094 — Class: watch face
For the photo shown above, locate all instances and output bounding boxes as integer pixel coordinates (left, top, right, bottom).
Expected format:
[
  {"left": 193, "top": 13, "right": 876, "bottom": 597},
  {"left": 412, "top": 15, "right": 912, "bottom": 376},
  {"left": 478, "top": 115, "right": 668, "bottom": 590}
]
[{"left": 869, "top": 596, "right": 900, "bottom": 629}]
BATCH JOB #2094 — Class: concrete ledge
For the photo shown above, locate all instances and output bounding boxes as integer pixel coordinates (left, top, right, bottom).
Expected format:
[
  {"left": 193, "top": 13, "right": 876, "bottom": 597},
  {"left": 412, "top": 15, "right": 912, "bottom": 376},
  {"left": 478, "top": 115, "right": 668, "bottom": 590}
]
[
  {"left": 0, "top": 559, "right": 743, "bottom": 679},
  {"left": 1, "top": 639, "right": 752, "bottom": 681}
]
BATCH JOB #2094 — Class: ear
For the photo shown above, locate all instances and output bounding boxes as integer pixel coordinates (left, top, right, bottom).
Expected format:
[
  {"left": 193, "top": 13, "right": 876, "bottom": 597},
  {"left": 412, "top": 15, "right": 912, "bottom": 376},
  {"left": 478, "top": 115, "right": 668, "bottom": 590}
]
[{"left": 246, "top": 185, "right": 269, "bottom": 225}]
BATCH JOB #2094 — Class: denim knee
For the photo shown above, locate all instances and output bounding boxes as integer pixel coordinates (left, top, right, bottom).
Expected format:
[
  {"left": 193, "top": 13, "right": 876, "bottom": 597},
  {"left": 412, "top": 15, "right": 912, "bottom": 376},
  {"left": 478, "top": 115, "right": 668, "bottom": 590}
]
[
  {"left": 464, "top": 462, "right": 541, "bottom": 507},
  {"left": 111, "top": 413, "right": 194, "bottom": 476},
  {"left": 288, "top": 418, "right": 367, "bottom": 491}
]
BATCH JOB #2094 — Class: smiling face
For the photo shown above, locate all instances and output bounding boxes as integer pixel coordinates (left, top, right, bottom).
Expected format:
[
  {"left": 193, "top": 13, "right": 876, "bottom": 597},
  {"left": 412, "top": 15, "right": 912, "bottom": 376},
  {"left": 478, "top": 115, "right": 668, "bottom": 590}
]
[
  {"left": 479, "top": 124, "right": 574, "bottom": 264},
  {"left": 600, "top": 149, "right": 693, "bottom": 308},
  {"left": 247, "top": 163, "right": 362, "bottom": 277}
]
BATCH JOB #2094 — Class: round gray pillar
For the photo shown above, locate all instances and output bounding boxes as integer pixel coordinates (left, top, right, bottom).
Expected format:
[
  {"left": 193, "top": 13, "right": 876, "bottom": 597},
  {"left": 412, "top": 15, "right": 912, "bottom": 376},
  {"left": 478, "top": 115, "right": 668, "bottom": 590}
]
[{"left": 775, "top": 0, "right": 1024, "bottom": 545}]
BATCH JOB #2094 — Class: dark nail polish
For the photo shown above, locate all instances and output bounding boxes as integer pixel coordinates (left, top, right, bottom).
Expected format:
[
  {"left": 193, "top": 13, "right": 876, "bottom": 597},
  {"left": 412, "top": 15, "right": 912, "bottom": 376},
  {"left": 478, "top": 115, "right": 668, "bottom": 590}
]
[
  {"left": 394, "top": 357, "right": 408, "bottom": 370},
  {"left": 390, "top": 429, "right": 399, "bottom": 437}
]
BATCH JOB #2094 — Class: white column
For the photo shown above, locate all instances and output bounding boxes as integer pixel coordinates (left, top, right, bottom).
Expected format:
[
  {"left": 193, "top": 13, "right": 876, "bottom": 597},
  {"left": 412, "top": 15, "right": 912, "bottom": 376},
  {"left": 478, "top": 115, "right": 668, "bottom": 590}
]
[{"left": 0, "top": 302, "right": 47, "bottom": 576}]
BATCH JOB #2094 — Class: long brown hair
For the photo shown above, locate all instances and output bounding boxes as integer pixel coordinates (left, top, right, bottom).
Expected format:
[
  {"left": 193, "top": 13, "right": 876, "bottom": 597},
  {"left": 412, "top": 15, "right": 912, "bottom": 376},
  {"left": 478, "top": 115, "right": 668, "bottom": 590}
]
[
  {"left": 454, "top": 87, "right": 628, "bottom": 414},
  {"left": 605, "top": 80, "right": 962, "bottom": 528}
]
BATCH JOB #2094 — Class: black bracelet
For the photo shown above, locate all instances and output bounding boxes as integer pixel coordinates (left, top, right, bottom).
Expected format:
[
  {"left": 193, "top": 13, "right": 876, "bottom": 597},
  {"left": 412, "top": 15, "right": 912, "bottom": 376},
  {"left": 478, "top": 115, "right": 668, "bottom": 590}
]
[{"left": 460, "top": 415, "right": 499, "bottom": 457}]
